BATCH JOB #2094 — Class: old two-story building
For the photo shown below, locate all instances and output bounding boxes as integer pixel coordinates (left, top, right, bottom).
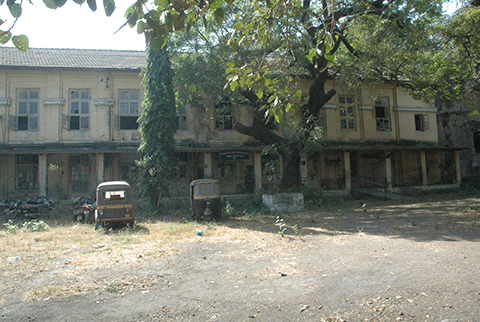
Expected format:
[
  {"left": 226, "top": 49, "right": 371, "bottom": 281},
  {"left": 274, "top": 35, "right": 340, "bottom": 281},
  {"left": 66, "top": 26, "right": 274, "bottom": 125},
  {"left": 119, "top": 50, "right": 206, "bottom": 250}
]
[
  {"left": 0, "top": 47, "right": 463, "bottom": 200},
  {"left": 0, "top": 48, "right": 146, "bottom": 199},
  {"left": 299, "top": 81, "right": 463, "bottom": 194}
]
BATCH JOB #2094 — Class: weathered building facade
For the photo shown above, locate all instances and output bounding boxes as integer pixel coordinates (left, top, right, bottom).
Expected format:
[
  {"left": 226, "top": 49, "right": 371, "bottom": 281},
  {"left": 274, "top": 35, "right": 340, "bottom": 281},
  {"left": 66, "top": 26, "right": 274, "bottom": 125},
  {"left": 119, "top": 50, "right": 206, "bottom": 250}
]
[
  {"left": 0, "top": 48, "right": 145, "bottom": 198},
  {"left": 0, "top": 47, "right": 462, "bottom": 200}
]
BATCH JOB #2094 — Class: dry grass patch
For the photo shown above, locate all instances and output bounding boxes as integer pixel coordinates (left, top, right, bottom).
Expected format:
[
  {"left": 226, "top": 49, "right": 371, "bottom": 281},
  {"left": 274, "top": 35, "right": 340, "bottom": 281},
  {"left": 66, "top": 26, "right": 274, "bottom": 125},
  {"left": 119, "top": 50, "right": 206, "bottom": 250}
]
[{"left": 0, "top": 219, "right": 224, "bottom": 302}]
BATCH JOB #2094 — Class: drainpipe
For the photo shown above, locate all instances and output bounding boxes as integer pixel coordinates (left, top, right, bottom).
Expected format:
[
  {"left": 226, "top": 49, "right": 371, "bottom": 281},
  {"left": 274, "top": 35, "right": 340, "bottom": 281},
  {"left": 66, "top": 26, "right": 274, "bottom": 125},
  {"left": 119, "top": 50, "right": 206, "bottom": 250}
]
[
  {"left": 455, "top": 150, "right": 461, "bottom": 185},
  {"left": 393, "top": 85, "right": 400, "bottom": 140}
]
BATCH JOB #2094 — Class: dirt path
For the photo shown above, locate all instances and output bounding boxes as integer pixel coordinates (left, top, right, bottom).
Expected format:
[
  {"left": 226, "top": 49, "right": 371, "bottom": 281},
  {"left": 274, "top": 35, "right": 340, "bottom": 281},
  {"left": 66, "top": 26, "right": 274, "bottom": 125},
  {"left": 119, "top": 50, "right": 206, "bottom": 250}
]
[{"left": 1, "top": 195, "right": 480, "bottom": 321}]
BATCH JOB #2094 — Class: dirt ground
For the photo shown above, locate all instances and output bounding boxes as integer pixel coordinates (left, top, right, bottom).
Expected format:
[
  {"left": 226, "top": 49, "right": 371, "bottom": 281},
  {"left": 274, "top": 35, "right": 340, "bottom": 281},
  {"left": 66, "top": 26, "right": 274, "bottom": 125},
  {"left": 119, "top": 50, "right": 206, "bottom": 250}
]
[{"left": 1, "top": 192, "right": 480, "bottom": 322}]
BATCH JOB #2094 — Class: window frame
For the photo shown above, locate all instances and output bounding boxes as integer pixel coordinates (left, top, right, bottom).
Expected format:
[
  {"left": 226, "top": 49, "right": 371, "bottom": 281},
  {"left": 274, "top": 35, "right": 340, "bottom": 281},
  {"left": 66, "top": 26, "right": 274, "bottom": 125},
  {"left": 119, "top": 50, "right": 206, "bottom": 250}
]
[
  {"left": 339, "top": 95, "right": 356, "bottom": 130},
  {"left": 375, "top": 97, "right": 391, "bottom": 131},
  {"left": 414, "top": 114, "right": 429, "bottom": 132},
  {"left": 17, "top": 89, "right": 39, "bottom": 131},
  {"left": 119, "top": 90, "right": 140, "bottom": 130},
  {"left": 69, "top": 89, "right": 91, "bottom": 130},
  {"left": 70, "top": 154, "right": 90, "bottom": 193},
  {"left": 214, "top": 102, "right": 234, "bottom": 130},
  {"left": 177, "top": 105, "right": 187, "bottom": 130},
  {"left": 16, "top": 154, "right": 39, "bottom": 190},
  {"left": 474, "top": 132, "right": 480, "bottom": 153}
]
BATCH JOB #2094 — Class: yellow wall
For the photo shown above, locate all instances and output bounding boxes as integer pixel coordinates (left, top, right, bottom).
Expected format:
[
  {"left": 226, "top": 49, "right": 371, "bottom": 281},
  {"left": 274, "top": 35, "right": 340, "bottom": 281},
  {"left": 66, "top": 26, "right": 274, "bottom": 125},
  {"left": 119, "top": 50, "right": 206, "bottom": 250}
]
[{"left": 0, "top": 69, "right": 143, "bottom": 145}]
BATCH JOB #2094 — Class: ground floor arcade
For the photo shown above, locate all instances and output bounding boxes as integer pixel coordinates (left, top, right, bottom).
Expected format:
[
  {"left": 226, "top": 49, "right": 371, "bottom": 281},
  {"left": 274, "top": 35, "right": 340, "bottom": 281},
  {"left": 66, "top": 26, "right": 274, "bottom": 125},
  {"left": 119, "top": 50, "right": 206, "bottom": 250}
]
[{"left": 0, "top": 145, "right": 463, "bottom": 200}]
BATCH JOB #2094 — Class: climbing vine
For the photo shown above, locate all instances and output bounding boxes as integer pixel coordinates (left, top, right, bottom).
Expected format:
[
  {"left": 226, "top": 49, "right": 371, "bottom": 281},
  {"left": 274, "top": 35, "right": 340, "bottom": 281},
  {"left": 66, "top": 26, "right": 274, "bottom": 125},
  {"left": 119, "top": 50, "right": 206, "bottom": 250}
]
[{"left": 137, "top": 47, "right": 176, "bottom": 206}]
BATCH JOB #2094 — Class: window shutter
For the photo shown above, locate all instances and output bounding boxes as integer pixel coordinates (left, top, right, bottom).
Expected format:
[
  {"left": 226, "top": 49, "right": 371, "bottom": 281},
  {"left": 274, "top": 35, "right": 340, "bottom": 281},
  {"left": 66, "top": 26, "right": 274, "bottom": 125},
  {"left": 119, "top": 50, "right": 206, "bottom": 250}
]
[
  {"left": 113, "top": 115, "right": 120, "bottom": 129},
  {"left": 8, "top": 115, "right": 16, "bottom": 130},
  {"left": 62, "top": 114, "right": 70, "bottom": 130},
  {"left": 423, "top": 114, "right": 429, "bottom": 131}
]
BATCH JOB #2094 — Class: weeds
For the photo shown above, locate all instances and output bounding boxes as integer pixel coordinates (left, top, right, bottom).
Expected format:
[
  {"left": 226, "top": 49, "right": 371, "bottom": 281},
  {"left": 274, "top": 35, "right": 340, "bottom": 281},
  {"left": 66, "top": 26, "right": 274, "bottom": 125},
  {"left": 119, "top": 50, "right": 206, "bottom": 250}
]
[
  {"left": 2, "top": 219, "right": 49, "bottom": 233},
  {"left": 22, "top": 219, "right": 49, "bottom": 231},
  {"left": 276, "top": 215, "right": 300, "bottom": 236},
  {"left": 292, "top": 224, "right": 299, "bottom": 235},
  {"left": 225, "top": 193, "right": 270, "bottom": 217},
  {"left": 276, "top": 216, "right": 287, "bottom": 236},
  {"left": 224, "top": 201, "right": 234, "bottom": 217},
  {"left": 105, "top": 281, "right": 123, "bottom": 294},
  {"left": 2, "top": 220, "right": 19, "bottom": 233}
]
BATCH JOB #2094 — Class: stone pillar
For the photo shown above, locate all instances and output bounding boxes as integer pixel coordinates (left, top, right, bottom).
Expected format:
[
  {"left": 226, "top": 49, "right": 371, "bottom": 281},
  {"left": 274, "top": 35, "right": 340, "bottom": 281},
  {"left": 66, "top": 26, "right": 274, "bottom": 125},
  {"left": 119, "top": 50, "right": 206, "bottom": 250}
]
[
  {"left": 38, "top": 154, "right": 47, "bottom": 197},
  {"left": 96, "top": 153, "right": 105, "bottom": 184},
  {"left": 204, "top": 152, "right": 212, "bottom": 178},
  {"left": 421, "top": 150, "right": 428, "bottom": 186},
  {"left": 344, "top": 151, "right": 351, "bottom": 190},
  {"left": 254, "top": 152, "right": 262, "bottom": 191},
  {"left": 455, "top": 150, "right": 461, "bottom": 185},
  {"left": 385, "top": 153, "right": 392, "bottom": 189}
]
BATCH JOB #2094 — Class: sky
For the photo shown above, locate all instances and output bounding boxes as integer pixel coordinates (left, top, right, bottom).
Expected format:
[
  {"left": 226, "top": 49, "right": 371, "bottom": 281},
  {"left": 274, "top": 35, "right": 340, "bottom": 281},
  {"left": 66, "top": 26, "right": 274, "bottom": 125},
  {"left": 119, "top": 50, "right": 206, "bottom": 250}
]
[
  {"left": 0, "top": 1, "right": 146, "bottom": 51},
  {"left": 0, "top": 1, "right": 462, "bottom": 52}
]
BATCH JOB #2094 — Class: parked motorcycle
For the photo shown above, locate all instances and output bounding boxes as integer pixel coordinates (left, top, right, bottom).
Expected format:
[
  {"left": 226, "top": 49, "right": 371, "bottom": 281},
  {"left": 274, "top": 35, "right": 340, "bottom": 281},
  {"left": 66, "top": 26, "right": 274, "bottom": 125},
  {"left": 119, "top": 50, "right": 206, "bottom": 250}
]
[
  {"left": 73, "top": 202, "right": 96, "bottom": 223},
  {"left": 2, "top": 197, "right": 55, "bottom": 220},
  {"left": 72, "top": 195, "right": 96, "bottom": 223}
]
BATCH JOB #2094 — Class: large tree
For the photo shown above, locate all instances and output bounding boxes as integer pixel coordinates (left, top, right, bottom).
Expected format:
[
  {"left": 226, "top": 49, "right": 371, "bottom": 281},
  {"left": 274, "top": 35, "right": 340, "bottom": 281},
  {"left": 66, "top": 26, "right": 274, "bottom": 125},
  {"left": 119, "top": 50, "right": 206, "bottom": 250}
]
[
  {"left": 4, "top": 0, "right": 469, "bottom": 191},
  {"left": 166, "top": 0, "right": 448, "bottom": 189}
]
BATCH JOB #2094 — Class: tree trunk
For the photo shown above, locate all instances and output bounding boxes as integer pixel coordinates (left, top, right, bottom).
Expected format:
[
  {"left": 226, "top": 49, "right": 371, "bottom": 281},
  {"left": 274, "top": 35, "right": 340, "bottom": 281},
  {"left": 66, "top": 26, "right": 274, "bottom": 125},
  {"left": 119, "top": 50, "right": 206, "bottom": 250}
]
[
  {"left": 278, "top": 144, "right": 302, "bottom": 189},
  {"left": 234, "top": 68, "right": 334, "bottom": 191}
]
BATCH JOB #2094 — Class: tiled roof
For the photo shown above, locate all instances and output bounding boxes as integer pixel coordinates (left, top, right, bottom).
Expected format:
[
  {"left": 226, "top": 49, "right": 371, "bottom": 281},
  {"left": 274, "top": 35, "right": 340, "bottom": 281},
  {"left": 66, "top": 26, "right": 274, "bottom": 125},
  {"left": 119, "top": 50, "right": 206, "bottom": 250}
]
[{"left": 0, "top": 47, "right": 146, "bottom": 70}]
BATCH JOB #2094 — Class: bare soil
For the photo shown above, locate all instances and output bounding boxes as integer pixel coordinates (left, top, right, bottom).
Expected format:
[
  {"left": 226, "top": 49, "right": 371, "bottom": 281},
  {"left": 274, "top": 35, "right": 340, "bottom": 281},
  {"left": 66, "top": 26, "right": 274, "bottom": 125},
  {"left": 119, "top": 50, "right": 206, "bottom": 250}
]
[{"left": 1, "top": 192, "right": 480, "bottom": 322}]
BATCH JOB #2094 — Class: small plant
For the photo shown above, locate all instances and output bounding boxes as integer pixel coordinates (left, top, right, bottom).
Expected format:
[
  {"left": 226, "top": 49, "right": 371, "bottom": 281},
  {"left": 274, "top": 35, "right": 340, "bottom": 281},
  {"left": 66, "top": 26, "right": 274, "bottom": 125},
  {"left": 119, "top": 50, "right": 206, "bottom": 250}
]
[
  {"left": 224, "top": 201, "right": 234, "bottom": 217},
  {"left": 22, "top": 219, "right": 49, "bottom": 232},
  {"left": 2, "top": 220, "right": 20, "bottom": 233},
  {"left": 292, "top": 224, "right": 299, "bottom": 235},
  {"left": 276, "top": 215, "right": 287, "bottom": 236},
  {"left": 205, "top": 221, "right": 216, "bottom": 230},
  {"left": 105, "top": 281, "right": 123, "bottom": 294},
  {"left": 361, "top": 203, "right": 368, "bottom": 212}
]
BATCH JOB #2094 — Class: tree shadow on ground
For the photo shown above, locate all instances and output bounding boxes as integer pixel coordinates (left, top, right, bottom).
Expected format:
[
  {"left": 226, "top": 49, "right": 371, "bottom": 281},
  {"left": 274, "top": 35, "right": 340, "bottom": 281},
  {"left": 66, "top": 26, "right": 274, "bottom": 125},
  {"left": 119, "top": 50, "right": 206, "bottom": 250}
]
[{"left": 218, "top": 194, "right": 480, "bottom": 243}]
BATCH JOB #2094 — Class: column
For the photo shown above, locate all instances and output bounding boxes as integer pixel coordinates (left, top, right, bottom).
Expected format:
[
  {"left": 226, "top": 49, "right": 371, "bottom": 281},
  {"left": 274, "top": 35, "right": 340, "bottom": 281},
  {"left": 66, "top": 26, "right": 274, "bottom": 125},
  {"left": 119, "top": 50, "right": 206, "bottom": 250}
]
[
  {"left": 300, "top": 157, "right": 308, "bottom": 186},
  {"left": 38, "top": 154, "right": 47, "bottom": 197},
  {"left": 204, "top": 152, "right": 212, "bottom": 178},
  {"left": 420, "top": 150, "right": 427, "bottom": 186},
  {"left": 385, "top": 153, "right": 392, "bottom": 189},
  {"left": 344, "top": 151, "right": 351, "bottom": 190},
  {"left": 455, "top": 150, "right": 461, "bottom": 185},
  {"left": 254, "top": 152, "right": 262, "bottom": 191},
  {"left": 96, "top": 153, "right": 105, "bottom": 184}
]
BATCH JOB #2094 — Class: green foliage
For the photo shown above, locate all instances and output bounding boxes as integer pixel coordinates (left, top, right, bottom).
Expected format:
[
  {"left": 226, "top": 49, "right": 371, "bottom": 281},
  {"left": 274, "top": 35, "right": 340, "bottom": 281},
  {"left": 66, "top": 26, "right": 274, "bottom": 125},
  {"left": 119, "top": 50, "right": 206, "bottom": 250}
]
[
  {"left": 2, "top": 219, "right": 19, "bottom": 233},
  {"left": 105, "top": 281, "right": 123, "bottom": 294},
  {"left": 138, "top": 47, "right": 177, "bottom": 206},
  {"left": 224, "top": 193, "right": 270, "bottom": 217},
  {"left": 22, "top": 219, "right": 50, "bottom": 232},
  {"left": 301, "top": 187, "right": 324, "bottom": 209},
  {"left": 224, "top": 201, "right": 234, "bottom": 217},
  {"left": 276, "top": 215, "right": 287, "bottom": 236}
]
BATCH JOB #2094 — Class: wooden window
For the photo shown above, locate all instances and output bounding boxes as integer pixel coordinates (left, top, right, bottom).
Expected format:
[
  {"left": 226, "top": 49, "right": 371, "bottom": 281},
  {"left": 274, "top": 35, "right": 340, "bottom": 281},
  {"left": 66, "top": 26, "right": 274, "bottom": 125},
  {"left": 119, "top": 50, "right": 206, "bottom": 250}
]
[
  {"left": 375, "top": 97, "right": 390, "bottom": 131},
  {"left": 119, "top": 90, "right": 139, "bottom": 130},
  {"left": 474, "top": 132, "right": 480, "bottom": 153},
  {"left": 17, "top": 89, "right": 39, "bottom": 131},
  {"left": 339, "top": 96, "right": 355, "bottom": 130},
  {"left": 214, "top": 102, "right": 233, "bottom": 130},
  {"left": 70, "top": 155, "right": 90, "bottom": 193},
  {"left": 70, "top": 90, "right": 90, "bottom": 130},
  {"left": 177, "top": 105, "right": 187, "bottom": 130},
  {"left": 16, "top": 154, "right": 38, "bottom": 189},
  {"left": 415, "top": 114, "right": 429, "bottom": 131}
]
